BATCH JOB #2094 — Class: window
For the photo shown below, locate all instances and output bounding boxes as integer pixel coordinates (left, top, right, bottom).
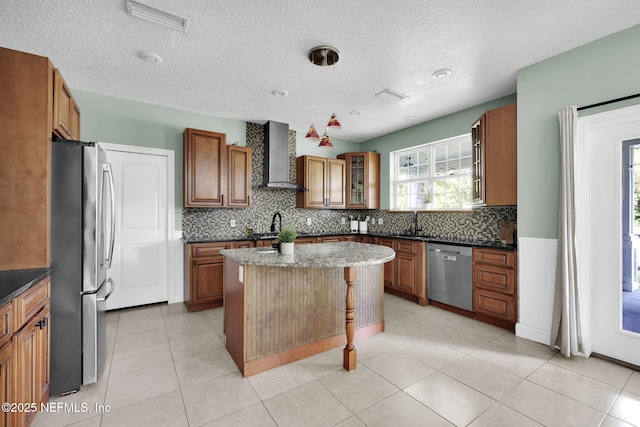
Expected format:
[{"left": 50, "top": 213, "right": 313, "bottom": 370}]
[{"left": 393, "top": 134, "right": 472, "bottom": 210}]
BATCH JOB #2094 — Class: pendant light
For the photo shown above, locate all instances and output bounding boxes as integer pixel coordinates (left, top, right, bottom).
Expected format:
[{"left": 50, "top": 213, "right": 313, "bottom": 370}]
[{"left": 307, "top": 45, "right": 341, "bottom": 147}]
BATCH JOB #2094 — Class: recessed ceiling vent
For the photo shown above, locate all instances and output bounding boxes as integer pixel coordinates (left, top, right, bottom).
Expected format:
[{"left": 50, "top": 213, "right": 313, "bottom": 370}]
[
  {"left": 375, "top": 89, "right": 409, "bottom": 103},
  {"left": 126, "top": 0, "right": 190, "bottom": 33}
]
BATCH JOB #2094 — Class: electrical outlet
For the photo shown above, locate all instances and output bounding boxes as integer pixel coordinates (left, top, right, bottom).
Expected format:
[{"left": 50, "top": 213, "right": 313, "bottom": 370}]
[
  {"left": 378, "top": 218, "right": 384, "bottom": 225},
  {"left": 230, "top": 219, "right": 236, "bottom": 227},
  {"left": 370, "top": 217, "right": 375, "bottom": 224},
  {"left": 306, "top": 217, "right": 312, "bottom": 226},
  {"left": 341, "top": 217, "right": 346, "bottom": 225}
]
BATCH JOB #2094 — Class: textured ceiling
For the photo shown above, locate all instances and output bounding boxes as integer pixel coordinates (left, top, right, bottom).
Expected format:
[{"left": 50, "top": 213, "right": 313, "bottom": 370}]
[{"left": 1, "top": 0, "right": 639, "bottom": 142}]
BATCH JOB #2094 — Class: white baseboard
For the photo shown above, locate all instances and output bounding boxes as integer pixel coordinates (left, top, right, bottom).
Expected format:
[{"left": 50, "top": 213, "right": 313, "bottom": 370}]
[{"left": 516, "top": 237, "right": 557, "bottom": 346}]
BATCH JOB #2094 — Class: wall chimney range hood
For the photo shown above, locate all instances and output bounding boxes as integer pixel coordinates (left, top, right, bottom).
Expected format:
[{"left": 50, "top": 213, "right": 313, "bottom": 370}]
[{"left": 262, "top": 121, "right": 304, "bottom": 190}]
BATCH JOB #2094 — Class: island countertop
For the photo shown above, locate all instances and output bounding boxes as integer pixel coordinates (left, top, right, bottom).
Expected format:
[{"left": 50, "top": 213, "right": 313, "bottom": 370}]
[{"left": 220, "top": 241, "right": 395, "bottom": 268}]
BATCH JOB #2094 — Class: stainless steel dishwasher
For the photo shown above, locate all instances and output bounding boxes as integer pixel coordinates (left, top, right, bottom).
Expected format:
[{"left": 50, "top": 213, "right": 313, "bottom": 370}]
[{"left": 427, "top": 243, "right": 473, "bottom": 311}]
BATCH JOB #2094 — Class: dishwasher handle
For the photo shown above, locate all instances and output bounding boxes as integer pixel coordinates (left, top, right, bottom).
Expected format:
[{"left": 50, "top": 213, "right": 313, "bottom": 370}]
[{"left": 428, "top": 248, "right": 461, "bottom": 255}]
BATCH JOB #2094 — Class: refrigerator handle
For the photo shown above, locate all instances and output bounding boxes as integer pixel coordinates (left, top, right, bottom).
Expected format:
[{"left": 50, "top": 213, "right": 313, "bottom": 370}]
[
  {"left": 97, "top": 278, "right": 115, "bottom": 302},
  {"left": 101, "top": 163, "right": 116, "bottom": 269}
]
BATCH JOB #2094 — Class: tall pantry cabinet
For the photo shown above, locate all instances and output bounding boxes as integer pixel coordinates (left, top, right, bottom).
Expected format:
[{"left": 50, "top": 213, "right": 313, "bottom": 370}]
[{"left": 0, "top": 46, "right": 81, "bottom": 270}]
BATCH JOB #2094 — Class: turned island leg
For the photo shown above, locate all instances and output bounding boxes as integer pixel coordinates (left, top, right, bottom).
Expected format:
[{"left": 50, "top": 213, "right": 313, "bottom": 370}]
[{"left": 343, "top": 266, "right": 357, "bottom": 371}]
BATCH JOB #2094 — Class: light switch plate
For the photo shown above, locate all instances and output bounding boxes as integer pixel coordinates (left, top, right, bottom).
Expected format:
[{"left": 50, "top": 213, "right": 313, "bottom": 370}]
[
  {"left": 306, "top": 217, "right": 312, "bottom": 226},
  {"left": 378, "top": 218, "right": 384, "bottom": 225},
  {"left": 341, "top": 217, "right": 346, "bottom": 225},
  {"left": 230, "top": 219, "right": 236, "bottom": 227}
]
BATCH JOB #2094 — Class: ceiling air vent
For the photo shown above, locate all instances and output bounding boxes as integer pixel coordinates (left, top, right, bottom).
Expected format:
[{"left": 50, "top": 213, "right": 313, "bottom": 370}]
[
  {"left": 126, "top": 0, "right": 190, "bottom": 33},
  {"left": 375, "top": 89, "right": 409, "bottom": 103}
]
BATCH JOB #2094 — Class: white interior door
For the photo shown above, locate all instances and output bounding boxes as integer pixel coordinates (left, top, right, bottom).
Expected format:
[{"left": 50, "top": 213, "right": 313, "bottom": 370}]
[
  {"left": 577, "top": 103, "right": 640, "bottom": 366},
  {"left": 104, "top": 146, "right": 169, "bottom": 310}
]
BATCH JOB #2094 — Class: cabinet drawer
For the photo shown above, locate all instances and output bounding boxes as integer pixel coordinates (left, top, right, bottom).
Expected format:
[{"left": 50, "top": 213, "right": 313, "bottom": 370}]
[
  {"left": 474, "top": 264, "right": 515, "bottom": 295},
  {"left": 396, "top": 240, "right": 418, "bottom": 253},
  {"left": 0, "top": 302, "right": 13, "bottom": 348},
  {"left": 474, "top": 289, "right": 516, "bottom": 322},
  {"left": 14, "top": 276, "right": 50, "bottom": 328},
  {"left": 474, "top": 248, "right": 515, "bottom": 268},
  {"left": 192, "top": 243, "right": 232, "bottom": 258}
]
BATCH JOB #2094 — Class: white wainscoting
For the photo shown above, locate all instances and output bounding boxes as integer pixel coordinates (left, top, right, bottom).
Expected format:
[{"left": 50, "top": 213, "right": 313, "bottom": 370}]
[
  {"left": 516, "top": 237, "right": 557, "bottom": 345},
  {"left": 168, "top": 229, "right": 184, "bottom": 304}
]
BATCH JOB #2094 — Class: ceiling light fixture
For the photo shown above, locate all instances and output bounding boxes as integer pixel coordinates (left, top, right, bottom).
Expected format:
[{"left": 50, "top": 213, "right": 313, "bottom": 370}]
[
  {"left": 271, "top": 89, "right": 288, "bottom": 97},
  {"left": 138, "top": 51, "right": 163, "bottom": 63},
  {"left": 305, "top": 45, "right": 342, "bottom": 149},
  {"left": 126, "top": 0, "right": 190, "bottom": 33},
  {"left": 432, "top": 68, "right": 452, "bottom": 79}
]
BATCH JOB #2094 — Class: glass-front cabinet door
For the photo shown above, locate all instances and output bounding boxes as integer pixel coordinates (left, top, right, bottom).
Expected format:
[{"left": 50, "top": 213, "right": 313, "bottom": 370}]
[{"left": 337, "top": 152, "right": 380, "bottom": 209}]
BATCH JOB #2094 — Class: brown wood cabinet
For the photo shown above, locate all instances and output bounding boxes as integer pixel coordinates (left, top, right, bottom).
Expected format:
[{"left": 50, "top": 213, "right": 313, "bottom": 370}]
[
  {"left": 296, "top": 156, "right": 346, "bottom": 209},
  {"left": 375, "top": 237, "right": 427, "bottom": 306},
  {"left": 184, "top": 240, "right": 253, "bottom": 312},
  {"left": 337, "top": 152, "right": 380, "bottom": 209},
  {"left": 473, "top": 247, "right": 517, "bottom": 330},
  {"left": 471, "top": 103, "right": 517, "bottom": 206},
  {"left": 183, "top": 128, "right": 252, "bottom": 208},
  {"left": 53, "top": 68, "right": 81, "bottom": 140},
  {"left": 5, "top": 276, "right": 51, "bottom": 427}
]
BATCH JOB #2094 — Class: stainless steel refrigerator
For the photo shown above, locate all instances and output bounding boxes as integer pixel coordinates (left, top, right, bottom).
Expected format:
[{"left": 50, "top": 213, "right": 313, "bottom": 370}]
[{"left": 50, "top": 139, "right": 116, "bottom": 396}]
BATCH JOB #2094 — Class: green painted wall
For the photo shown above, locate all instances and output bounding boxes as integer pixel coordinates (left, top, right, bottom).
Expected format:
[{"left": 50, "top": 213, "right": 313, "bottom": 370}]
[
  {"left": 73, "top": 91, "right": 247, "bottom": 230},
  {"left": 360, "top": 94, "right": 517, "bottom": 209},
  {"left": 517, "top": 23, "right": 640, "bottom": 239}
]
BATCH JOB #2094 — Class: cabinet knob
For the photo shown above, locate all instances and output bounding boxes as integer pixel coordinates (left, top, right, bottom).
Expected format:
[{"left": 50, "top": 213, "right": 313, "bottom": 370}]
[{"left": 36, "top": 317, "right": 48, "bottom": 329}]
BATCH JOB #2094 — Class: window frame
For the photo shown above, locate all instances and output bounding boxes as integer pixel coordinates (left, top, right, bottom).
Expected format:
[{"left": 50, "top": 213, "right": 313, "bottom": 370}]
[{"left": 391, "top": 133, "right": 473, "bottom": 211}]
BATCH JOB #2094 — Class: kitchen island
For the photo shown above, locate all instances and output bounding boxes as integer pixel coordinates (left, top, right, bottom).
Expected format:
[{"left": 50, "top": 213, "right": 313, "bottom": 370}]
[{"left": 220, "top": 242, "right": 395, "bottom": 377}]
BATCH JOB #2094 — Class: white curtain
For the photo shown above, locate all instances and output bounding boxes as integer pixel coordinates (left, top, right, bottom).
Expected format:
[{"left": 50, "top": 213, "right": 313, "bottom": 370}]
[{"left": 550, "top": 105, "right": 588, "bottom": 357}]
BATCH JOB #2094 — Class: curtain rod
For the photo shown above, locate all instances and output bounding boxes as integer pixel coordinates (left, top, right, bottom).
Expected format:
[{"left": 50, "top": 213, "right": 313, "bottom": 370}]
[{"left": 577, "top": 93, "right": 640, "bottom": 111}]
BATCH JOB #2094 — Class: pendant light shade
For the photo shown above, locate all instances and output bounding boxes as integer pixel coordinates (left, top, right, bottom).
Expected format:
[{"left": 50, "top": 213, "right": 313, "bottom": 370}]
[
  {"left": 327, "top": 113, "right": 341, "bottom": 129},
  {"left": 318, "top": 132, "right": 334, "bottom": 148},
  {"left": 305, "top": 124, "right": 320, "bottom": 141}
]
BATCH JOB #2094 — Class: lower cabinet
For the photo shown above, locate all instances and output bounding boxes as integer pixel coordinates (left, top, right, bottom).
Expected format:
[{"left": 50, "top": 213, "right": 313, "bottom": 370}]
[
  {"left": 473, "top": 247, "right": 517, "bottom": 330},
  {"left": 184, "top": 241, "right": 253, "bottom": 312},
  {"left": 1, "top": 275, "right": 50, "bottom": 427},
  {"left": 375, "top": 237, "right": 427, "bottom": 306}
]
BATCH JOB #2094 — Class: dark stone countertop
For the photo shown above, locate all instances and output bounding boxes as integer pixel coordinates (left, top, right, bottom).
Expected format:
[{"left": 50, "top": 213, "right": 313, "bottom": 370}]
[
  {"left": 182, "top": 231, "right": 517, "bottom": 251},
  {"left": 0, "top": 267, "right": 53, "bottom": 307}
]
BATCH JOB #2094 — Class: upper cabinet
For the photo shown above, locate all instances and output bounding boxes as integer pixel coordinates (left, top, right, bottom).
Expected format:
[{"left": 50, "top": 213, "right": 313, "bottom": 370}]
[
  {"left": 296, "top": 155, "right": 346, "bottom": 209},
  {"left": 183, "top": 128, "right": 252, "bottom": 208},
  {"left": 471, "top": 103, "right": 517, "bottom": 206},
  {"left": 0, "top": 47, "right": 81, "bottom": 270},
  {"left": 337, "top": 152, "right": 380, "bottom": 209},
  {"left": 53, "top": 69, "right": 81, "bottom": 140}
]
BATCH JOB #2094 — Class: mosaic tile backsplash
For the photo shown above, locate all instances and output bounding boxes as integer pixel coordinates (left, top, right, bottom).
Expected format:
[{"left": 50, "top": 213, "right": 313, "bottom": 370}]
[{"left": 182, "top": 122, "right": 517, "bottom": 242}]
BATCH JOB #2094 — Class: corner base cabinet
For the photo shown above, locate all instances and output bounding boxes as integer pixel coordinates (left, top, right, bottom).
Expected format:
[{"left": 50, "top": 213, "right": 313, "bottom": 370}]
[
  {"left": 184, "top": 241, "right": 253, "bottom": 312},
  {"left": 473, "top": 247, "right": 517, "bottom": 330}
]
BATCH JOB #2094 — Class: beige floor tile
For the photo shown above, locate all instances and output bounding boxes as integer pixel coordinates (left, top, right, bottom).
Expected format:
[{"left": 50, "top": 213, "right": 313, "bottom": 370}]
[
  {"left": 441, "top": 355, "right": 522, "bottom": 400},
  {"left": 361, "top": 348, "right": 435, "bottom": 388},
  {"left": 333, "top": 416, "right": 367, "bottom": 427},
  {"left": 356, "top": 391, "right": 453, "bottom": 426},
  {"left": 319, "top": 365, "right": 399, "bottom": 413},
  {"left": 469, "top": 342, "right": 548, "bottom": 378},
  {"left": 248, "top": 361, "right": 316, "bottom": 400},
  {"left": 398, "top": 336, "right": 465, "bottom": 370},
  {"left": 548, "top": 353, "right": 633, "bottom": 388},
  {"left": 116, "top": 315, "right": 165, "bottom": 335},
  {"left": 173, "top": 346, "right": 238, "bottom": 387},
  {"left": 168, "top": 331, "right": 225, "bottom": 360},
  {"left": 290, "top": 347, "right": 342, "bottom": 379},
  {"left": 113, "top": 326, "right": 168, "bottom": 354},
  {"left": 600, "top": 414, "right": 637, "bottom": 427},
  {"left": 425, "top": 325, "right": 495, "bottom": 354},
  {"left": 100, "top": 390, "right": 188, "bottom": 427},
  {"left": 351, "top": 335, "right": 395, "bottom": 361},
  {"left": 415, "top": 305, "right": 468, "bottom": 327},
  {"left": 66, "top": 416, "right": 103, "bottom": 427},
  {"left": 109, "top": 342, "right": 173, "bottom": 378},
  {"left": 376, "top": 320, "right": 422, "bottom": 348},
  {"left": 500, "top": 380, "right": 606, "bottom": 427},
  {"left": 33, "top": 389, "right": 106, "bottom": 427},
  {"left": 468, "top": 403, "right": 542, "bottom": 427},
  {"left": 161, "top": 302, "right": 206, "bottom": 326},
  {"left": 106, "top": 310, "right": 120, "bottom": 324},
  {"left": 181, "top": 372, "right": 260, "bottom": 425},
  {"left": 104, "top": 362, "right": 179, "bottom": 410},
  {"left": 494, "top": 333, "right": 558, "bottom": 360},
  {"left": 625, "top": 371, "right": 640, "bottom": 395},
  {"left": 449, "top": 316, "right": 508, "bottom": 341},
  {"left": 527, "top": 362, "right": 621, "bottom": 412},
  {"left": 404, "top": 371, "right": 495, "bottom": 426},
  {"left": 118, "top": 304, "right": 163, "bottom": 322},
  {"left": 263, "top": 381, "right": 352, "bottom": 427},
  {"left": 202, "top": 403, "right": 277, "bottom": 427},
  {"left": 165, "top": 317, "right": 216, "bottom": 341},
  {"left": 608, "top": 390, "right": 640, "bottom": 426}
]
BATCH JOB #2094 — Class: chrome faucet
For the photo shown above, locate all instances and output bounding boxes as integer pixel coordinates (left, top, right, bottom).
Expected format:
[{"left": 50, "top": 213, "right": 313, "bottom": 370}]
[
  {"left": 412, "top": 210, "right": 422, "bottom": 236},
  {"left": 270, "top": 211, "right": 282, "bottom": 233}
]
